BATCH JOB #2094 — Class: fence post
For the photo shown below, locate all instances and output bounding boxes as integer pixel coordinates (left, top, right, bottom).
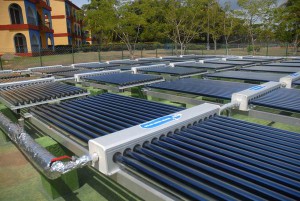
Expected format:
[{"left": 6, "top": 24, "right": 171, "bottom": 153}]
[
  {"left": 140, "top": 45, "right": 143, "bottom": 58},
  {"left": 171, "top": 44, "right": 174, "bottom": 56},
  {"left": 266, "top": 42, "right": 269, "bottom": 56},
  {"left": 0, "top": 55, "right": 3, "bottom": 70},
  {"left": 98, "top": 45, "right": 101, "bottom": 62},
  {"left": 72, "top": 46, "right": 75, "bottom": 64},
  {"left": 39, "top": 47, "right": 43, "bottom": 66},
  {"left": 155, "top": 45, "right": 158, "bottom": 58},
  {"left": 285, "top": 43, "right": 288, "bottom": 57},
  {"left": 122, "top": 46, "right": 124, "bottom": 60}
]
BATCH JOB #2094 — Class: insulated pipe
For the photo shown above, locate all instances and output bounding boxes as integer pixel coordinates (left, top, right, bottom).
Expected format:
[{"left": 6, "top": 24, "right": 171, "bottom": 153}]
[
  {"left": 219, "top": 101, "right": 239, "bottom": 115},
  {"left": 0, "top": 113, "right": 92, "bottom": 180}
]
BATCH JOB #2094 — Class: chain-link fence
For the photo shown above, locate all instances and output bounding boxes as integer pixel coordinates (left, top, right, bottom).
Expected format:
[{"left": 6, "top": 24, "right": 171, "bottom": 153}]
[{"left": 0, "top": 43, "right": 299, "bottom": 70}]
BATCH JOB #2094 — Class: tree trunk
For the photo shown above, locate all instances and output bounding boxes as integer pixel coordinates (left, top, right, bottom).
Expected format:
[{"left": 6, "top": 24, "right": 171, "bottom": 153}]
[
  {"left": 251, "top": 35, "right": 255, "bottom": 55},
  {"left": 214, "top": 39, "right": 217, "bottom": 53},
  {"left": 225, "top": 37, "right": 228, "bottom": 55},
  {"left": 207, "top": 32, "right": 210, "bottom": 51},
  {"left": 294, "top": 33, "right": 299, "bottom": 55}
]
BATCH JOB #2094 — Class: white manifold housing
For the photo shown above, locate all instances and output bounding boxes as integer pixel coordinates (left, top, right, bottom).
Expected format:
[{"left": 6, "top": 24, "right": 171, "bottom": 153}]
[
  {"left": 88, "top": 103, "right": 220, "bottom": 175},
  {"left": 279, "top": 71, "right": 300, "bottom": 88},
  {"left": 231, "top": 81, "right": 281, "bottom": 111}
]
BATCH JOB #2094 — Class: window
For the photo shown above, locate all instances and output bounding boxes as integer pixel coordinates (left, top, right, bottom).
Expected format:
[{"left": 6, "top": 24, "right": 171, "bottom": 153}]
[
  {"left": 9, "top": 4, "right": 23, "bottom": 24},
  {"left": 14, "top": 33, "right": 27, "bottom": 53},
  {"left": 31, "top": 34, "right": 39, "bottom": 51},
  {"left": 27, "top": 7, "right": 37, "bottom": 25}
]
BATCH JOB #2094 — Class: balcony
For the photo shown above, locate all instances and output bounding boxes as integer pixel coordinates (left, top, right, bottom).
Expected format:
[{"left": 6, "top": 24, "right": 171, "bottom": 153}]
[
  {"left": 39, "top": 21, "right": 53, "bottom": 32},
  {"left": 36, "top": 0, "right": 51, "bottom": 11}
]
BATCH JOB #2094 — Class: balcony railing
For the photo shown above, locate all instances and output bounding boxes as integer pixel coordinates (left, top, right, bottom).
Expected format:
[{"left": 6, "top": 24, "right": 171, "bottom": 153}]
[{"left": 38, "top": 21, "right": 52, "bottom": 31}]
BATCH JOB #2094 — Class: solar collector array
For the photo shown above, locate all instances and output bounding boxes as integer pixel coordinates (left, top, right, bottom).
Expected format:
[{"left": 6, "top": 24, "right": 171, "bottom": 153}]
[
  {"left": 149, "top": 78, "right": 254, "bottom": 99},
  {"left": 31, "top": 67, "right": 77, "bottom": 74},
  {"left": 243, "top": 56, "right": 283, "bottom": 61},
  {"left": 0, "top": 82, "right": 87, "bottom": 106},
  {"left": 251, "top": 88, "right": 300, "bottom": 113},
  {"left": 226, "top": 58, "right": 272, "bottom": 63},
  {"left": 116, "top": 115, "right": 300, "bottom": 200},
  {"left": 206, "top": 71, "right": 288, "bottom": 83},
  {"left": 0, "top": 76, "right": 36, "bottom": 83},
  {"left": 281, "top": 60, "right": 300, "bottom": 63},
  {"left": 0, "top": 73, "right": 25, "bottom": 79},
  {"left": 242, "top": 66, "right": 300, "bottom": 73},
  {"left": 31, "top": 93, "right": 182, "bottom": 142},
  {"left": 265, "top": 63, "right": 300, "bottom": 67},
  {"left": 138, "top": 66, "right": 206, "bottom": 76},
  {"left": 109, "top": 60, "right": 152, "bottom": 65},
  {"left": 204, "top": 60, "right": 255, "bottom": 66},
  {"left": 73, "top": 63, "right": 120, "bottom": 69},
  {"left": 174, "top": 62, "right": 235, "bottom": 70},
  {"left": 83, "top": 73, "right": 163, "bottom": 86},
  {"left": 53, "top": 70, "right": 96, "bottom": 77}
]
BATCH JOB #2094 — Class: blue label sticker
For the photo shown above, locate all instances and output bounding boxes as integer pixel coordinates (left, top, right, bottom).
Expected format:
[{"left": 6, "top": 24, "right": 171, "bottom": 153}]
[
  {"left": 140, "top": 114, "right": 182, "bottom": 129},
  {"left": 249, "top": 85, "right": 265, "bottom": 91},
  {"left": 290, "top": 73, "right": 299, "bottom": 77}
]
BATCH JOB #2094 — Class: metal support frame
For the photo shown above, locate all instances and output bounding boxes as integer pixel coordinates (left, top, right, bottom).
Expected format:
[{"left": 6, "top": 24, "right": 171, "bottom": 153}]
[
  {"left": 246, "top": 109, "right": 300, "bottom": 126},
  {"left": 132, "top": 64, "right": 167, "bottom": 74},
  {"left": 0, "top": 77, "right": 55, "bottom": 89},
  {"left": 71, "top": 62, "right": 100, "bottom": 68},
  {"left": 0, "top": 92, "right": 90, "bottom": 110},
  {"left": 0, "top": 70, "right": 13, "bottom": 74},
  {"left": 28, "top": 114, "right": 89, "bottom": 156},
  {"left": 83, "top": 79, "right": 165, "bottom": 92},
  {"left": 28, "top": 65, "right": 65, "bottom": 72},
  {"left": 169, "top": 61, "right": 195, "bottom": 67},
  {"left": 111, "top": 169, "right": 184, "bottom": 201},
  {"left": 144, "top": 89, "right": 223, "bottom": 106},
  {"left": 178, "top": 72, "right": 208, "bottom": 78},
  {"left": 74, "top": 70, "right": 121, "bottom": 82}
]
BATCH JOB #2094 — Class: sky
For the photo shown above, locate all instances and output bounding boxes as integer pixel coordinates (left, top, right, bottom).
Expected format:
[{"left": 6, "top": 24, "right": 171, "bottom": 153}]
[
  {"left": 71, "top": 0, "right": 89, "bottom": 8},
  {"left": 71, "top": 0, "right": 287, "bottom": 9}
]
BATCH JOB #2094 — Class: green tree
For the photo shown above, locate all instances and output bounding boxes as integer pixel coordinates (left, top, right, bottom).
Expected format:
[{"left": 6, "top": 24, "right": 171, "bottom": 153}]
[
  {"left": 275, "top": 0, "right": 300, "bottom": 54},
  {"left": 237, "top": 0, "right": 277, "bottom": 55},
  {"left": 165, "top": 0, "right": 205, "bottom": 55},
  {"left": 82, "top": 0, "right": 116, "bottom": 45},
  {"left": 208, "top": 1, "right": 223, "bottom": 52},
  {"left": 83, "top": 0, "right": 145, "bottom": 59},
  {"left": 222, "top": 2, "right": 241, "bottom": 55}
]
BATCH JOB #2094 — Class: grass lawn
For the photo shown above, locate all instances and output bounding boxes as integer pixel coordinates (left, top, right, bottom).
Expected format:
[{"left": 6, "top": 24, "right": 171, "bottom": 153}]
[{"left": 2, "top": 46, "right": 299, "bottom": 70}]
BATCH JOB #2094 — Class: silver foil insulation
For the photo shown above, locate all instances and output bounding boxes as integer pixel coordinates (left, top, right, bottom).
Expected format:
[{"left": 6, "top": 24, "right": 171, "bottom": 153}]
[{"left": 0, "top": 113, "right": 91, "bottom": 179}]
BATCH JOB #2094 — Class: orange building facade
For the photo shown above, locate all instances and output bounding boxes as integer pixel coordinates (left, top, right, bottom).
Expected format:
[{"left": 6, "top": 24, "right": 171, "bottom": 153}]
[
  {"left": 0, "top": 0, "right": 54, "bottom": 55},
  {"left": 0, "top": 0, "right": 90, "bottom": 55},
  {"left": 51, "top": 0, "right": 85, "bottom": 46}
]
